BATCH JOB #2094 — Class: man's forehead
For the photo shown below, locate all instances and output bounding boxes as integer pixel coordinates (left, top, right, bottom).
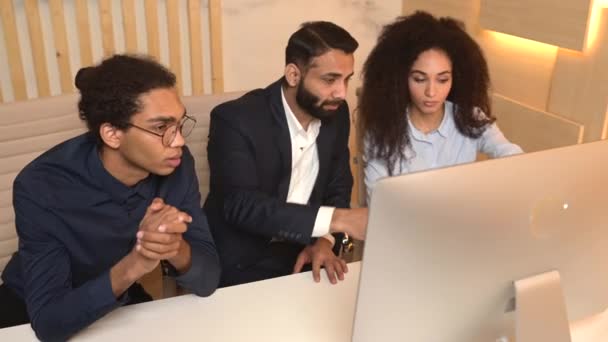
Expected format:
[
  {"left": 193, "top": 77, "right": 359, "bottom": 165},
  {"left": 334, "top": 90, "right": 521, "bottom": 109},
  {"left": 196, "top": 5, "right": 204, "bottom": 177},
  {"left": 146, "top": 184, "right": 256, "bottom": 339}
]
[
  {"left": 306, "top": 50, "right": 354, "bottom": 75},
  {"left": 138, "top": 88, "right": 183, "bottom": 109},
  {"left": 133, "top": 90, "right": 185, "bottom": 123}
]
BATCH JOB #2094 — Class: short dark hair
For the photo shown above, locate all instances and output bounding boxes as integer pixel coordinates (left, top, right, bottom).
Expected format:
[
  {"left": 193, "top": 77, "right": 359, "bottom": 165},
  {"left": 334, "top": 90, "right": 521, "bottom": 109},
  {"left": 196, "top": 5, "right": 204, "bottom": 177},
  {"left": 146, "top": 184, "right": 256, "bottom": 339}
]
[
  {"left": 285, "top": 21, "right": 359, "bottom": 69},
  {"left": 75, "top": 54, "right": 176, "bottom": 146}
]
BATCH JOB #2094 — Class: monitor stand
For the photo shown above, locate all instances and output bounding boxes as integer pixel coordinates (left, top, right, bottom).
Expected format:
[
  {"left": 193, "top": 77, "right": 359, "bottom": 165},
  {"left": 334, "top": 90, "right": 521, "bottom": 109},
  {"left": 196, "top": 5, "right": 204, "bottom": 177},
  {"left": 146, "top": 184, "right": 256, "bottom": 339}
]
[{"left": 514, "top": 270, "right": 571, "bottom": 342}]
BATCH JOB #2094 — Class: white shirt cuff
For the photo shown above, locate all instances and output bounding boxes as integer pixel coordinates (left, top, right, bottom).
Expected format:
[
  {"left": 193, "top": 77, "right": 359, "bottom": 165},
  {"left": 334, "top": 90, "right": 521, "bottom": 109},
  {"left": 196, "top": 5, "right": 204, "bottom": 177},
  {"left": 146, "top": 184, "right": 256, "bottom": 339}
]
[{"left": 311, "top": 206, "right": 335, "bottom": 241}]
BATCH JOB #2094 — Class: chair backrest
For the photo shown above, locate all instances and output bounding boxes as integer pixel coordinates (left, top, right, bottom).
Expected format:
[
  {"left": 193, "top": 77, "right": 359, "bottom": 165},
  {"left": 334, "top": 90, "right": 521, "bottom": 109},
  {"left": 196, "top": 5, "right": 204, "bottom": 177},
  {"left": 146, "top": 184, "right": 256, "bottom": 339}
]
[
  {"left": 181, "top": 92, "right": 245, "bottom": 201},
  {"left": 0, "top": 91, "right": 246, "bottom": 277}
]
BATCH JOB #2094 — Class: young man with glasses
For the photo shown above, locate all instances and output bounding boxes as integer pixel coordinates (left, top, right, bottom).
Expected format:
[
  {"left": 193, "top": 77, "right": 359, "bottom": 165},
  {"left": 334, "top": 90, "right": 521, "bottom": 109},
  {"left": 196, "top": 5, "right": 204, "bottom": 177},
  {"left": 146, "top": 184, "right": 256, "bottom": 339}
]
[{"left": 0, "top": 55, "right": 220, "bottom": 341}]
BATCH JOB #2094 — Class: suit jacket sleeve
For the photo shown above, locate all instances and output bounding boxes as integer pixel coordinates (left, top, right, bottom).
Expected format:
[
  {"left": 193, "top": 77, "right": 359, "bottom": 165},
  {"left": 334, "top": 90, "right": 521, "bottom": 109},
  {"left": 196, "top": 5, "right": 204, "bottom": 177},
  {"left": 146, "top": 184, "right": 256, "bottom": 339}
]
[{"left": 207, "top": 108, "right": 318, "bottom": 245}]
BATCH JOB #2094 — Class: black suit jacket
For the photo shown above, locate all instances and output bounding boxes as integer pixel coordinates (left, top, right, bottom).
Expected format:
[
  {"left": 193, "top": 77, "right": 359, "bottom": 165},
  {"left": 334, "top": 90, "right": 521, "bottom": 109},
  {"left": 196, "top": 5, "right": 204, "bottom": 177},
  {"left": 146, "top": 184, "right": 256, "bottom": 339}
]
[{"left": 204, "top": 79, "right": 353, "bottom": 284}]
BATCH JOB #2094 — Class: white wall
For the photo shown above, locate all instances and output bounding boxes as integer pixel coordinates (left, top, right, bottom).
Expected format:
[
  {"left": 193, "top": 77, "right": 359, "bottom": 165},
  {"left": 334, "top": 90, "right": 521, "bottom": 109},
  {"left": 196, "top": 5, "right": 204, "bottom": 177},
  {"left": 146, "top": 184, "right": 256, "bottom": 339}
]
[{"left": 220, "top": 0, "right": 401, "bottom": 107}]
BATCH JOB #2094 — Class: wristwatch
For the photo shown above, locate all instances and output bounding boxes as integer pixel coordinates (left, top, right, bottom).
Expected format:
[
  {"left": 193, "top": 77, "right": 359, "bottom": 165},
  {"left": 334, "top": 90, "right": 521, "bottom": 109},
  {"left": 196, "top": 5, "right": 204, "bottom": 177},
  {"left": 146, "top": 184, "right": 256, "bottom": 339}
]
[{"left": 341, "top": 233, "right": 354, "bottom": 254}]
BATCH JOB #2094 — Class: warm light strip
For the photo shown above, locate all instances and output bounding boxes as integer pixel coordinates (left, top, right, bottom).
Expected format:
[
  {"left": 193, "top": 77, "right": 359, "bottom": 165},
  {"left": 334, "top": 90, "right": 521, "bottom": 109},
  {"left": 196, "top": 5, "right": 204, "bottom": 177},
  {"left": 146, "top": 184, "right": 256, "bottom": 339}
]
[
  {"left": 487, "top": 0, "right": 608, "bottom": 53},
  {"left": 601, "top": 105, "right": 608, "bottom": 140},
  {"left": 486, "top": 31, "right": 558, "bottom": 56},
  {"left": 586, "top": 0, "right": 608, "bottom": 50}
]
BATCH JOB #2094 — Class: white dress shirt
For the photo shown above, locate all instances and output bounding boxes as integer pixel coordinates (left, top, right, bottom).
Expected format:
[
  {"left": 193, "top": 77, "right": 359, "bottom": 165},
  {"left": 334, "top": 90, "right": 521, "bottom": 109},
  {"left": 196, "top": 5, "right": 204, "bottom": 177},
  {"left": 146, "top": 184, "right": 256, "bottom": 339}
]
[
  {"left": 281, "top": 88, "right": 335, "bottom": 244},
  {"left": 364, "top": 101, "right": 523, "bottom": 202}
]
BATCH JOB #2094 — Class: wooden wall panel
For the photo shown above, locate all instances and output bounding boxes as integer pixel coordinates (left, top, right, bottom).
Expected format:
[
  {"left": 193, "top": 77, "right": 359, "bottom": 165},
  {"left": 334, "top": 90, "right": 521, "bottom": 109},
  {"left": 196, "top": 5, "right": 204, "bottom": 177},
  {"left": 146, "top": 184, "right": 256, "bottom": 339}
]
[
  {"left": 479, "top": 0, "right": 592, "bottom": 51},
  {"left": 477, "top": 30, "right": 558, "bottom": 110},
  {"left": 99, "top": 0, "right": 115, "bottom": 58},
  {"left": 548, "top": 8, "right": 608, "bottom": 143},
  {"left": 166, "top": 0, "right": 182, "bottom": 94},
  {"left": 402, "top": 0, "right": 481, "bottom": 32},
  {"left": 48, "top": 0, "right": 73, "bottom": 93},
  {"left": 121, "top": 0, "right": 138, "bottom": 53},
  {"left": 0, "top": 0, "right": 226, "bottom": 103},
  {"left": 0, "top": 0, "right": 27, "bottom": 101},
  {"left": 209, "top": 0, "right": 224, "bottom": 94},
  {"left": 24, "top": 0, "right": 50, "bottom": 97},
  {"left": 74, "top": 0, "right": 93, "bottom": 67},
  {"left": 188, "top": 0, "right": 204, "bottom": 95},
  {"left": 144, "top": 0, "right": 161, "bottom": 62},
  {"left": 493, "top": 94, "right": 584, "bottom": 153}
]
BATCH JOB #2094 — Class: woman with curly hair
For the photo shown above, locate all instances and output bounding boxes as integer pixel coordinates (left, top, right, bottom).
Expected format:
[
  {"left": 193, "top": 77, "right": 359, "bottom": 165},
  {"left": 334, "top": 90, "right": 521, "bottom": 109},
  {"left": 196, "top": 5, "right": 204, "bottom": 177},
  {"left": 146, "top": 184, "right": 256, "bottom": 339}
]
[{"left": 359, "top": 11, "right": 522, "bottom": 202}]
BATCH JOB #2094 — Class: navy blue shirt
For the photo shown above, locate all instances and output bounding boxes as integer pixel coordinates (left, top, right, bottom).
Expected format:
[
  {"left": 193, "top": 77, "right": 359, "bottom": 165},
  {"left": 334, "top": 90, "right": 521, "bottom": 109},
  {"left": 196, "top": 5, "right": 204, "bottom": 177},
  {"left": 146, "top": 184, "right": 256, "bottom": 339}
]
[{"left": 1, "top": 133, "right": 220, "bottom": 341}]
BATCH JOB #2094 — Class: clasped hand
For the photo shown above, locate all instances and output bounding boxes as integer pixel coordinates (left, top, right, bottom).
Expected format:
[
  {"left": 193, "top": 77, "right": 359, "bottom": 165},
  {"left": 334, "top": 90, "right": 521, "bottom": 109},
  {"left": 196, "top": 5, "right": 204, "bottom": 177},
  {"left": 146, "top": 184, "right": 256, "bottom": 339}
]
[{"left": 133, "top": 198, "right": 191, "bottom": 272}]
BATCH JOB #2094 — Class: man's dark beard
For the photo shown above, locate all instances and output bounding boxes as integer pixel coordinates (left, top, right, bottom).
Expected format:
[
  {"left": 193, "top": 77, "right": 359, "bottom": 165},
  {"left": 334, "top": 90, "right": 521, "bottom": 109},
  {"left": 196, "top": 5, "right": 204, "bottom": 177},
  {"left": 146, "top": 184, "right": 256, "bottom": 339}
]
[{"left": 295, "top": 80, "right": 344, "bottom": 120}]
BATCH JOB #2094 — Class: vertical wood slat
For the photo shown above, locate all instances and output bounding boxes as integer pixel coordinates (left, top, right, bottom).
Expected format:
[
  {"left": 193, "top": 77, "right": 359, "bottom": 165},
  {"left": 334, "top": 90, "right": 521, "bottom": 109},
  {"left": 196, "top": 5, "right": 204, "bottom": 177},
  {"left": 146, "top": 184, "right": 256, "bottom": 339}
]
[
  {"left": 166, "top": 0, "right": 182, "bottom": 94},
  {"left": 0, "top": 0, "right": 27, "bottom": 100},
  {"left": 74, "top": 0, "right": 93, "bottom": 67},
  {"left": 144, "top": 0, "right": 160, "bottom": 61},
  {"left": 24, "top": 0, "right": 50, "bottom": 97},
  {"left": 188, "top": 0, "right": 204, "bottom": 95},
  {"left": 209, "top": 0, "right": 224, "bottom": 93},
  {"left": 121, "top": 0, "right": 137, "bottom": 53},
  {"left": 99, "top": 0, "right": 115, "bottom": 58},
  {"left": 48, "top": 0, "right": 73, "bottom": 93}
]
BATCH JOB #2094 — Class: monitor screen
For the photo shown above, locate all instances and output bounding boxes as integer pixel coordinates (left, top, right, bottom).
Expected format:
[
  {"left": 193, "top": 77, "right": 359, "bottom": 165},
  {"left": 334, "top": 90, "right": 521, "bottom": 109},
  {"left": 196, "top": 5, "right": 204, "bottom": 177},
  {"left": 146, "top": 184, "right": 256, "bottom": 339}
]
[{"left": 352, "top": 140, "right": 608, "bottom": 342}]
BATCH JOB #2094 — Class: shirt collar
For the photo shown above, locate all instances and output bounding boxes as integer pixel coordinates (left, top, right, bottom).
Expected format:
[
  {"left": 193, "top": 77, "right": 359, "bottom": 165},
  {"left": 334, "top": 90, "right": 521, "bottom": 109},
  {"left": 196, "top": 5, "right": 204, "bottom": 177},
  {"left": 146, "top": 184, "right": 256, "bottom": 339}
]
[
  {"left": 407, "top": 101, "right": 454, "bottom": 139},
  {"left": 435, "top": 101, "right": 454, "bottom": 138},
  {"left": 87, "top": 144, "right": 155, "bottom": 205}
]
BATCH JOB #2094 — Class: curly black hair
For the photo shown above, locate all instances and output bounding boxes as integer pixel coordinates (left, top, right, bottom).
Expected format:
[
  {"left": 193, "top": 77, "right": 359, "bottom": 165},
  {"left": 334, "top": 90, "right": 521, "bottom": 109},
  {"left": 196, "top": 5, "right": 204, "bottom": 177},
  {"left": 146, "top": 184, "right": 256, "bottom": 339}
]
[
  {"left": 75, "top": 54, "right": 176, "bottom": 146},
  {"left": 359, "top": 11, "right": 495, "bottom": 175}
]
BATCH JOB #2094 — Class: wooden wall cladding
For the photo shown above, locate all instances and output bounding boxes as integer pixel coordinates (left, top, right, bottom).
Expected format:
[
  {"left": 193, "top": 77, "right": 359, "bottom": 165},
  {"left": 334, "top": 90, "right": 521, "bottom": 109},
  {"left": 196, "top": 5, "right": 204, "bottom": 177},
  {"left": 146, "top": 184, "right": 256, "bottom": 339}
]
[
  {"left": 0, "top": 0, "right": 224, "bottom": 103},
  {"left": 493, "top": 94, "right": 584, "bottom": 153},
  {"left": 548, "top": 8, "right": 608, "bottom": 142},
  {"left": 479, "top": 0, "right": 593, "bottom": 51}
]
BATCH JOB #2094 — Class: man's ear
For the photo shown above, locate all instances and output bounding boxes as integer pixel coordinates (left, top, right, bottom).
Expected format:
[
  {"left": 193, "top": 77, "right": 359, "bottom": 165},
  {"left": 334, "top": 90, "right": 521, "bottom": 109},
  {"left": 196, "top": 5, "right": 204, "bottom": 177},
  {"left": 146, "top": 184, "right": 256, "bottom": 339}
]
[
  {"left": 99, "top": 123, "right": 123, "bottom": 149},
  {"left": 284, "top": 63, "right": 302, "bottom": 87}
]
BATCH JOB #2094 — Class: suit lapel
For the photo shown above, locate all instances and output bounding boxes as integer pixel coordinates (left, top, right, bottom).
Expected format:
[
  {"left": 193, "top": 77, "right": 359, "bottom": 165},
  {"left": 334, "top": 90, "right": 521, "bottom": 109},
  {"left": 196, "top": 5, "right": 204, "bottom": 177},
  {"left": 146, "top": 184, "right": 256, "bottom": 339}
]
[{"left": 267, "top": 80, "right": 292, "bottom": 202}]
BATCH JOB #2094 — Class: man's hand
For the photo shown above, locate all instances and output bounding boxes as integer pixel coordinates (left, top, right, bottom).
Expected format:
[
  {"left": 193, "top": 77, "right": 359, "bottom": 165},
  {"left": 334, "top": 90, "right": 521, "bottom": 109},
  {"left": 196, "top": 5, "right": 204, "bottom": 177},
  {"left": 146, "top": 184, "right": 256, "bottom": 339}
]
[
  {"left": 111, "top": 198, "right": 193, "bottom": 297},
  {"left": 136, "top": 198, "right": 192, "bottom": 272},
  {"left": 293, "top": 238, "right": 348, "bottom": 284},
  {"left": 329, "top": 207, "right": 369, "bottom": 241},
  {"left": 110, "top": 245, "right": 159, "bottom": 298}
]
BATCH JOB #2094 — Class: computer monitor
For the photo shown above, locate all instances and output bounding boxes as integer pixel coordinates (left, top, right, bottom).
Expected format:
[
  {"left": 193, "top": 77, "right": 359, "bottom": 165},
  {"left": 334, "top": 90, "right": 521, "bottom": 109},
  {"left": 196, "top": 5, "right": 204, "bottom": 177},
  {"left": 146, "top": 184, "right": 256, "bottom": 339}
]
[{"left": 352, "top": 140, "right": 608, "bottom": 342}]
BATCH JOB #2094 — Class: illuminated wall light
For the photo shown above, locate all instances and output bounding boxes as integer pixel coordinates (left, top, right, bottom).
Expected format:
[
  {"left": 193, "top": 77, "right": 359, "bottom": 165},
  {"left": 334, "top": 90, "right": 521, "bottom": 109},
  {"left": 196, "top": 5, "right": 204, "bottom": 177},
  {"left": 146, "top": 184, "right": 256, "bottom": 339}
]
[
  {"left": 486, "top": 30, "right": 558, "bottom": 57},
  {"left": 592, "top": 0, "right": 608, "bottom": 140},
  {"left": 601, "top": 104, "right": 608, "bottom": 139},
  {"left": 586, "top": 0, "right": 608, "bottom": 49}
]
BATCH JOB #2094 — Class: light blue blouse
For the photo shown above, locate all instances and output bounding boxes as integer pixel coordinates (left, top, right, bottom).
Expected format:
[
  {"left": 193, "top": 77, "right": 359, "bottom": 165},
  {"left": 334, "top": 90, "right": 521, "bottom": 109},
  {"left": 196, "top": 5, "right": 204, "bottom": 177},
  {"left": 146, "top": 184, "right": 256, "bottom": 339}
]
[{"left": 364, "top": 101, "right": 523, "bottom": 202}]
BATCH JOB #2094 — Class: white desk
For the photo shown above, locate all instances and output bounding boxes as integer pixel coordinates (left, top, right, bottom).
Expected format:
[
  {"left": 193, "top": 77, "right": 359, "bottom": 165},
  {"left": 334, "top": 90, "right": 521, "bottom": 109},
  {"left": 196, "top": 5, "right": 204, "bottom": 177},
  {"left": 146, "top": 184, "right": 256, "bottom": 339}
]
[
  {"left": 3, "top": 260, "right": 608, "bottom": 342},
  {"left": 0, "top": 262, "right": 361, "bottom": 342}
]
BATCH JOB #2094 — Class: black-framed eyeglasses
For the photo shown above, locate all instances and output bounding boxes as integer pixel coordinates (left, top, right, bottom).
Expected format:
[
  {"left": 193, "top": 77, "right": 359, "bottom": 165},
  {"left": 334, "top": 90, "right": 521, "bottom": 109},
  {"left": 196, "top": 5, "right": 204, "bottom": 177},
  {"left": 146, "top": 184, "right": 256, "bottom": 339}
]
[{"left": 127, "top": 114, "right": 197, "bottom": 147}]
